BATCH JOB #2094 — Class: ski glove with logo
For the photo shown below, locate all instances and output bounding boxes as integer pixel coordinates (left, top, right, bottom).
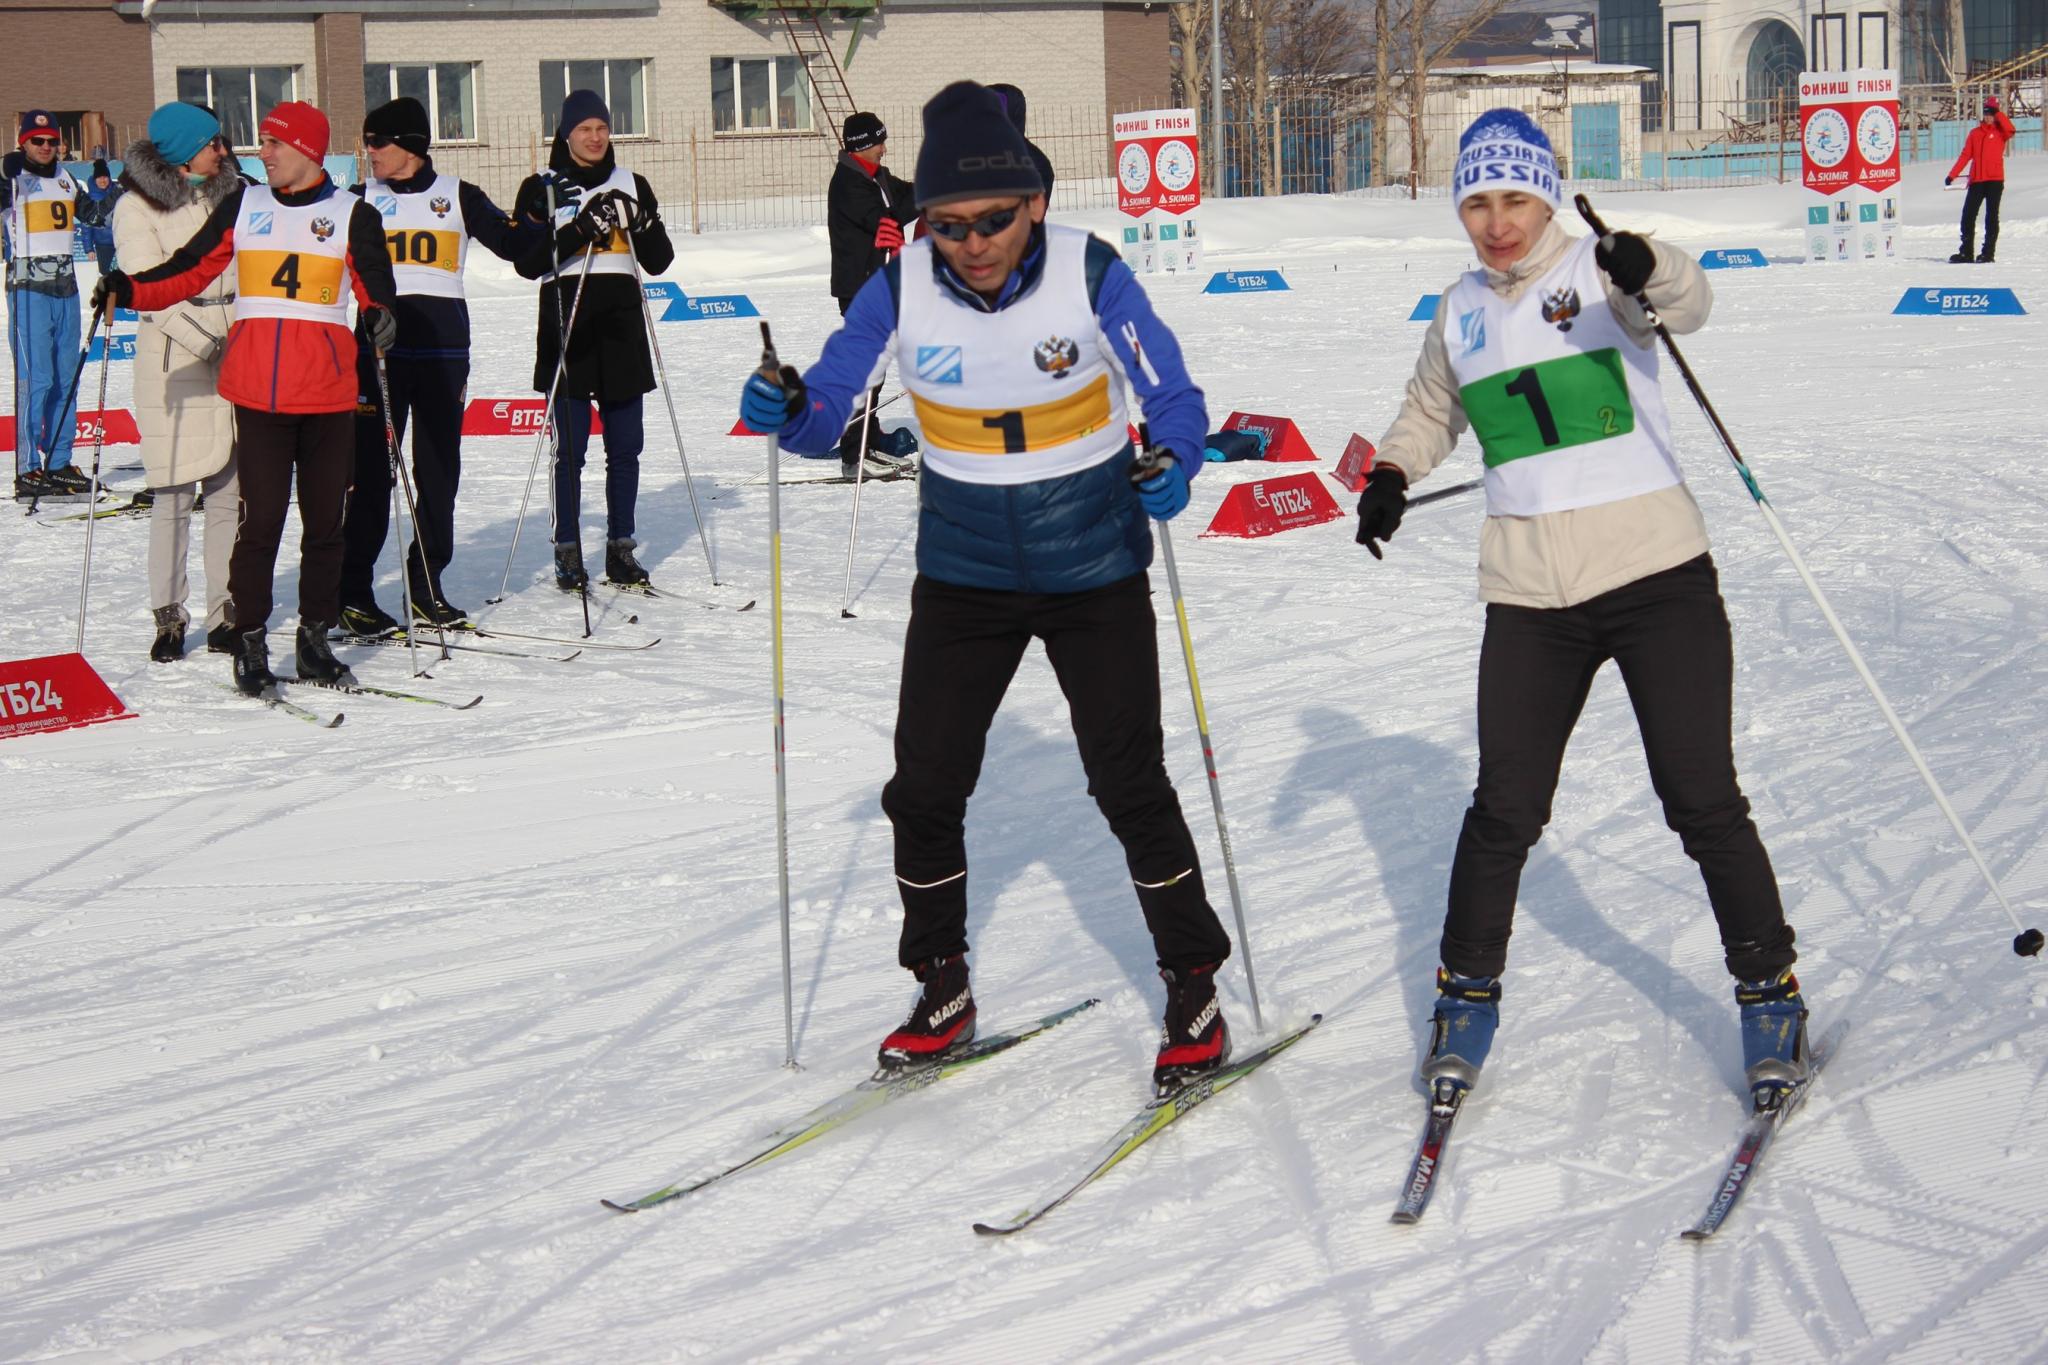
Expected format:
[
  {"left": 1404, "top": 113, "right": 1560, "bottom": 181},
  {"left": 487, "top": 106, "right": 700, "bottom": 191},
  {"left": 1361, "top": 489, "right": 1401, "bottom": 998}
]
[
  {"left": 517, "top": 171, "right": 583, "bottom": 222},
  {"left": 741, "top": 365, "right": 808, "bottom": 433},
  {"left": 874, "top": 217, "right": 904, "bottom": 251},
  {"left": 1355, "top": 465, "right": 1407, "bottom": 559},
  {"left": 362, "top": 304, "right": 399, "bottom": 354},
  {"left": 90, "top": 270, "right": 133, "bottom": 314},
  {"left": 1136, "top": 458, "right": 1191, "bottom": 522},
  {"left": 1594, "top": 231, "right": 1656, "bottom": 296}
]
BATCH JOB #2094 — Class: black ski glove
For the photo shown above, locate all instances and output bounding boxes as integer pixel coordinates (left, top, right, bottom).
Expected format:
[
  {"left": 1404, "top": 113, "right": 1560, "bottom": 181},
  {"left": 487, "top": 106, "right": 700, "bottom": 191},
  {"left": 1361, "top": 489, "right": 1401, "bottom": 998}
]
[
  {"left": 1595, "top": 231, "right": 1656, "bottom": 296},
  {"left": 571, "top": 192, "right": 620, "bottom": 245},
  {"left": 1355, "top": 465, "right": 1407, "bottom": 559},
  {"left": 2, "top": 150, "right": 25, "bottom": 181},
  {"left": 90, "top": 270, "right": 133, "bottom": 314},
  {"left": 517, "top": 171, "right": 583, "bottom": 222},
  {"left": 362, "top": 304, "right": 399, "bottom": 354}
]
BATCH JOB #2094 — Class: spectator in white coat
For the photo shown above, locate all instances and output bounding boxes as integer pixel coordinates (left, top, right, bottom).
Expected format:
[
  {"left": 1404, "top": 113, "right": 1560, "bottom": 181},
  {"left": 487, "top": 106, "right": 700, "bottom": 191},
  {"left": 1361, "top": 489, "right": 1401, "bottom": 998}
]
[{"left": 115, "top": 102, "right": 243, "bottom": 662}]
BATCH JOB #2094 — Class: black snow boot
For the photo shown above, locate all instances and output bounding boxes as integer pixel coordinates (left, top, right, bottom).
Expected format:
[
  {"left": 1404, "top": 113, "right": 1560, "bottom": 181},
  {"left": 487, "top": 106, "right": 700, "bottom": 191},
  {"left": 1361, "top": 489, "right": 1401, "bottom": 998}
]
[
  {"left": 295, "top": 622, "right": 358, "bottom": 687},
  {"left": 554, "top": 542, "right": 588, "bottom": 592},
  {"left": 877, "top": 953, "right": 977, "bottom": 1070},
  {"left": 149, "top": 605, "right": 187, "bottom": 663},
  {"left": 1154, "top": 962, "right": 1231, "bottom": 1094},
  {"left": 1950, "top": 248, "right": 1974, "bottom": 263},
  {"left": 206, "top": 622, "right": 238, "bottom": 654},
  {"left": 604, "top": 538, "right": 651, "bottom": 587},
  {"left": 233, "top": 627, "right": 279, "bottom": 697}
]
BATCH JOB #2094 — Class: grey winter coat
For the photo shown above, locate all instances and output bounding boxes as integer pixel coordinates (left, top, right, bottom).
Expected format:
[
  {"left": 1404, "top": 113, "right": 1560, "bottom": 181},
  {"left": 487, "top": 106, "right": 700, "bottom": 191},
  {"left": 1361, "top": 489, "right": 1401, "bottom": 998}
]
[{"left": 114, "top": 139, "right": 241, "bottom": 488}]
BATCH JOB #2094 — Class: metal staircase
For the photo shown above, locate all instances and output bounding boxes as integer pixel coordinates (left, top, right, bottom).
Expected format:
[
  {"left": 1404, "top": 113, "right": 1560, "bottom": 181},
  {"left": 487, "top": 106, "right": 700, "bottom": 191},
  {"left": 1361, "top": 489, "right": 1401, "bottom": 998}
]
[{"left": 709, "top": 0, "right": 878, "bottom": 143}]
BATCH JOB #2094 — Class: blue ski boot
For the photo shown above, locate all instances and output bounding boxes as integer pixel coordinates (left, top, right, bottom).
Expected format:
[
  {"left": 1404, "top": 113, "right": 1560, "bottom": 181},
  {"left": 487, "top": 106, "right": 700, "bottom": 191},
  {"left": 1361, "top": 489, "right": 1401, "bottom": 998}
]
[
  {"left": 1421, "top": 968, "right": 1500, "bottom": 1095},
  {"left": 1736, "top": 969, "right": 1809, "bottom": 1104}
]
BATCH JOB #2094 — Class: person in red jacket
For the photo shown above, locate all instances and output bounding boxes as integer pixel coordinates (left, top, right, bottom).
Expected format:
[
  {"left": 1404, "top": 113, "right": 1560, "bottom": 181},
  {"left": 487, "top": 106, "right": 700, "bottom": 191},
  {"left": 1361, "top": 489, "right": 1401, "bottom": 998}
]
[
  {"left": 96, "top": 101, "right": 398, "bottom": 699},
  {"left": 1946, "top": 95, "right": 2016, "bottom": 263}
]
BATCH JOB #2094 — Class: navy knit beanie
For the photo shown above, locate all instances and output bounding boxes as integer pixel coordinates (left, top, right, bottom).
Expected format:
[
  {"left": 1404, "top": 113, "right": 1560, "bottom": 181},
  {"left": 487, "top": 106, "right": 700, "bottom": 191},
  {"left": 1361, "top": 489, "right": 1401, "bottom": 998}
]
[
  {"left": 987, "top": 83, "right": 1029, "bottom": 134},
  {"left": 558, "top": 88, "right": 611, "bottom": 135},
  {"left": 913, "top": 81, "right": 1043, "bottom": 208},
  {"left": 17, "top": 109, "right": 58, "bottom": 147}
]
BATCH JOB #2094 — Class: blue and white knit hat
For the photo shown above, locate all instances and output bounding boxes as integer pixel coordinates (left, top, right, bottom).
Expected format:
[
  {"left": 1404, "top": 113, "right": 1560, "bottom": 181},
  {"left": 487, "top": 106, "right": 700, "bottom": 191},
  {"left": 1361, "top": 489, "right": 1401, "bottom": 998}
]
[{"left": 1452, "top": 109, "right": 1561, "bottom": 212}]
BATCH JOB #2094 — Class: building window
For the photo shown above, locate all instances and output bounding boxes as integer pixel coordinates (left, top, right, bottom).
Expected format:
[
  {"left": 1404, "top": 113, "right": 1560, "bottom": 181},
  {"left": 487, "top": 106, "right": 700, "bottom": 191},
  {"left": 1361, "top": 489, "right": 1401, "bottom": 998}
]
[
  {"left": 540, "top": 60, "right": 648, "bottom": 137},
  {"left": 709, "top": 57, "right": 812, "bottom": 134},
  {"left": 364, "top": 63, "right": 480, "bottom": 143},
  {"left": 174, "top": 66, "right": 297, "bottom": 150}
]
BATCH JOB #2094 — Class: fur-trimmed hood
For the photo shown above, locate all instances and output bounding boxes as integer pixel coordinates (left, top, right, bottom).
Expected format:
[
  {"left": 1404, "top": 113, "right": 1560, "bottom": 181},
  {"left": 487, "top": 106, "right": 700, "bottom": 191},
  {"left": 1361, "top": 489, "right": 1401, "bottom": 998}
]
[{"left": 119, "top": 136, "right": 243, "bottom": 214}]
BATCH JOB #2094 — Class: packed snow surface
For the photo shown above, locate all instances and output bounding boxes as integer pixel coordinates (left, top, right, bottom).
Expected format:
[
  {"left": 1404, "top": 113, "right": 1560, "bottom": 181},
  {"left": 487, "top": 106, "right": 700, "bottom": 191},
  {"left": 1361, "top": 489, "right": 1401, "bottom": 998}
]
[{"left": 5, "top": 164, "right": 2047, "bottom": 1362}]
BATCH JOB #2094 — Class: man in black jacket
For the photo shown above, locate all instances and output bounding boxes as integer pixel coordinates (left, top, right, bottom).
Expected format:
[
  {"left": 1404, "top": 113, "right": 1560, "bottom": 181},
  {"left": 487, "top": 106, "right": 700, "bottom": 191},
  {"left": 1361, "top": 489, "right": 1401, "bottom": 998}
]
[
  {"left": 340, "top": 97, "right": 545, "bottom": 634},
  {"left": 826, "top": 111, "right": 916, "bottom": 476},
  {"left": 511, "top": 89, "right": 675, "bottom": 591}
]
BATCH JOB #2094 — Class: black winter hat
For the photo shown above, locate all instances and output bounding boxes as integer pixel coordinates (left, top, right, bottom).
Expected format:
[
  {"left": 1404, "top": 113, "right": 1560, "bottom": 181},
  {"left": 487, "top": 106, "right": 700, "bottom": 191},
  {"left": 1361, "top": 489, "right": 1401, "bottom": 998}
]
[
  {"left": 842, "top": 111, "right": 886, "bottom": 153},
  {"left": 987, "top": 83, "right": 1029, "bottom": 134},
  {"left": 913, "top": 81, "right": 1043, "bottom": 209},
  {"left": 364, "top": 97, "right": 431, "bottom": 155},
  {"left": 92, "top": 158, "right": 111, "bottom": 181},
  {"left": 558, "top": 88, "right": 611, "bottom": 135}
]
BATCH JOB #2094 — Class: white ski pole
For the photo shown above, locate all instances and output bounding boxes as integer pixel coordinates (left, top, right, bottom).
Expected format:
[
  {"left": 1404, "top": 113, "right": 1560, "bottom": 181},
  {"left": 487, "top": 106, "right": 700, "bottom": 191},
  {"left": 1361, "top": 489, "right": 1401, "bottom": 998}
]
[
  {"left": 624, "top": 225, "right": 718, "bottom": 589},
  {"left": 74, "top": 300, "right": 114, "bottom": 652},
  {"left": 1576, "top": 193, "right": 2042, "bottom": 959},
  {"left": 759, "top": 322, "right": 798, "bottom": 1068}
]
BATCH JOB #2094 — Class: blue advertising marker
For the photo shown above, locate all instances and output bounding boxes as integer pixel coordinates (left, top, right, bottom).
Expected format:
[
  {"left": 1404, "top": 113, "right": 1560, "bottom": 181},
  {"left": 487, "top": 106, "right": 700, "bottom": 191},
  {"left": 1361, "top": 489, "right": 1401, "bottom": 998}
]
[
  {"left": 1408, "top": 294, "right": 1440, "bottom": 321},
  {"left": 642, "top": 281, "right": 684, "bottom": 305},
  {"left": 1699, "top": 249, "right": 1769, "bottom": 270},
  {"left": 87, "top": 335, "right": 136, "bottom": 362},
  {"left": 114, "top": 307, "right": 139, "bottom": 323},
  {"left": 660, "top": 293, "right": 760, "bottom": 321},
  {"left": 1203, "top": 270, "right": 1290, "bottom": 295},
  {"left": 1893, "top": 287, "right": 2026, "bottom": 316}
]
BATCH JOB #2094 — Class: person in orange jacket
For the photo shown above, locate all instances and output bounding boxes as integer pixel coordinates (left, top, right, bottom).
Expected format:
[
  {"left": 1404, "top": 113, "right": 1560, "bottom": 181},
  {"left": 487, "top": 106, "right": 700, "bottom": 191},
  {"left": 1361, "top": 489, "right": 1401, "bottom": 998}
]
[
  {"left": 1946, "top": 94, "right": 2016, "bottom": 263},
  {"left": 95, "top": 101, "right": 399, "bottom": 698}
]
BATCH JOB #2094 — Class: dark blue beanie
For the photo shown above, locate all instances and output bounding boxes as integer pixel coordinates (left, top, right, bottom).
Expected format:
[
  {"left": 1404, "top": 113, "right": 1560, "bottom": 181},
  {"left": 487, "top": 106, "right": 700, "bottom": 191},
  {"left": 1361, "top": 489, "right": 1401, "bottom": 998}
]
[
  {"left": 913, "top": 81, "right": 1043, "bottom": 209},
  {"left": 558, "top": 88, "right": 611, "bottom": 135}
]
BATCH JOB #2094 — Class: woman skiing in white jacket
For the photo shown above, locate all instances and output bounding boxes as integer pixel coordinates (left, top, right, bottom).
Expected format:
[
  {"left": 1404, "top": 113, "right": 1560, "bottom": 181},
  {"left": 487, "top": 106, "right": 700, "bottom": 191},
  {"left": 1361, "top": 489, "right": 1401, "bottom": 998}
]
[{"left": 114, "top": 102, "right": 243, "bottom": 661}]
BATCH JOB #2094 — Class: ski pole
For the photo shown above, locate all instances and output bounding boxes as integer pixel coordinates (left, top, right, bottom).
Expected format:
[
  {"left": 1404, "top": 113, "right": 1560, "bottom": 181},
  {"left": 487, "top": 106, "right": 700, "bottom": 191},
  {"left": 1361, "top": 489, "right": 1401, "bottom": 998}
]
[
  {"left": 1128, "top": 437, "right": 1265, "bottom": 1029},
  {"left": 74, "top": 297, "right": 114, "bottom": 653},
  {"left": 373, "top": 348, "right": 448, "bottom": 674},
  {"left": 44, "top": 300, "right": 107, "bottom": 464},
  {"left": 488, "top": 240, "right": 596, "bottom": 606},
  {"left": 624, "top": 226, "right": 719, "bottom": 589},
  {"left": 1577, "top": 192, "right": 2042, "bottom": 960},
  {"left": 758, "top": 322, "right": 798, "bottom": 1068},
  {"left": 839, "top": 368, "right": 888, "bottom": 619}
]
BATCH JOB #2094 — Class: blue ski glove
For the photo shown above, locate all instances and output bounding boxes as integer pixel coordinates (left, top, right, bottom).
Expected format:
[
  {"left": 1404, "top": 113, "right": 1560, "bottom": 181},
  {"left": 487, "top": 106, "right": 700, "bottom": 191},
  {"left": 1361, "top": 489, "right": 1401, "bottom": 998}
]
[
  {"left": 1135, "top": 457, "right": 1191, "bottom": 522},
  {"left": 741, "top": 366, "right": 806, "bottom": 433}
]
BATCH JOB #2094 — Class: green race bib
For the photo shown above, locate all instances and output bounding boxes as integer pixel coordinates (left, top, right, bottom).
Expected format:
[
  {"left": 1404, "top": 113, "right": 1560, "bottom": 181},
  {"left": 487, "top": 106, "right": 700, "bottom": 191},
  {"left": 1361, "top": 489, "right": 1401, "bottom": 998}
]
[{"left": 1460, "top": 348, "right": 1636, "bottom": 467}]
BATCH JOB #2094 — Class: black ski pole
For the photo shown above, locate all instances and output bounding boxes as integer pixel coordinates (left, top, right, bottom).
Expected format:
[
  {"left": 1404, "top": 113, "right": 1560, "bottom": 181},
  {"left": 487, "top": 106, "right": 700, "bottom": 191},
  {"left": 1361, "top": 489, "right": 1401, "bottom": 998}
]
[
  {"left": 1577, "top": 192, "right": 2040, "bottom": 959},
  {"left": 73, "top": 296, "right": 115, "bottom": 652}
]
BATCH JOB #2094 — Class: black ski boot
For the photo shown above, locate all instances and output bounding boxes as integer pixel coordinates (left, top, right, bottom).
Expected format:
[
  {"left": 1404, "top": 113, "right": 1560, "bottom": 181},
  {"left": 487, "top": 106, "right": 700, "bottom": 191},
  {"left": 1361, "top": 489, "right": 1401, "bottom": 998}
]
[
  {"left": 1154, "top": 962, "right": 1231, "bottom": 1094},
  {"left": 605, "top": 538, "right": 651, "bottom": 587},
  {"left": 46, "top": 464, "right": 92, "bottom": 494},
  {"left": 233, "top": 626, "right": 279, "bottom": 697},
  {"left": 554, "top": 542, "right": 588, "bottom": 592},
  {"left": 409, "top": 592, "right": 468, "bottom": 627},
  {"left": 1950, "top": 248, "right": 1974, "bottom": 263},
  {"left": 339, "top": 600, "right": 400, "bottom": 638},
  {"left": 149, "top": 605, "right": 187, "bottom": 663},
  {"left": 877, "top": 953, "right": 977, "bottom": 1070},
  {"left": 13, "top": 469, "right": 50, "bottom": 502},
  {"left": 206, "top": 622, "right": 238, "bottom": 654},
  {"left": 295, "top": 622, "right": 358, "bottom": 687}
]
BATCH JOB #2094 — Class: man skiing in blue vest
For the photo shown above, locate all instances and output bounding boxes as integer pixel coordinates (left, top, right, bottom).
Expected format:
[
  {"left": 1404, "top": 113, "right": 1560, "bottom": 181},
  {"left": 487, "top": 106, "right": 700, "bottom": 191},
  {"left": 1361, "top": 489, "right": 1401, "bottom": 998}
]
[{"left": 739, "top": 81, "right": 1236, "bottom": 1093}]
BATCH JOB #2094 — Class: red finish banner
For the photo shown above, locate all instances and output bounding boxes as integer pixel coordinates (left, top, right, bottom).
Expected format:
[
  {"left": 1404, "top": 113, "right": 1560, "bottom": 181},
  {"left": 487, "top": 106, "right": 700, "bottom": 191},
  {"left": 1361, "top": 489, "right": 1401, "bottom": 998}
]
[
  {"left": 0, "top": 653, "right": 135, "bottom": 739},
  {"left": 1851, "top": 70, "right": 1901, "bottom": 193},
  {"left": 1114, "top": 109, "right": 1202, "bottom": 218}
]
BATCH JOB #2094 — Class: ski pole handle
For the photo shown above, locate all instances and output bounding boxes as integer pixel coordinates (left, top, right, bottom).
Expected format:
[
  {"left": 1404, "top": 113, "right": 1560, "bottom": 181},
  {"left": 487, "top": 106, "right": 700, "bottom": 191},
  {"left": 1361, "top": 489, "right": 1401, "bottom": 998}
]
[
  {"left": 1126, "top": 423, "right": 1169, "bottom": 486},
  {"left": 758, "top": 320, "right": 780, "bottom": 379}
]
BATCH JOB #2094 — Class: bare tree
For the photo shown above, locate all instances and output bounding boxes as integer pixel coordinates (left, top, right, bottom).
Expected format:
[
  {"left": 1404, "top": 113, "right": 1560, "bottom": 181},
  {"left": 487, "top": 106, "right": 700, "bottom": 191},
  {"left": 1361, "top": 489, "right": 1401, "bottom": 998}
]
[{"left": 1363, "top": 0, "right": 1518, "bottom": 190}]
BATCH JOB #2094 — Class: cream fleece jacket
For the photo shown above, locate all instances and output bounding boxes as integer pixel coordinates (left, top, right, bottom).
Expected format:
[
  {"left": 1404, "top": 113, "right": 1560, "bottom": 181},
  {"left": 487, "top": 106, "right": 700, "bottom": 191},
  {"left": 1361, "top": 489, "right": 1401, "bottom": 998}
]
[{"left": 1375, "top": 218, "right": 1717, "bottom": 609}]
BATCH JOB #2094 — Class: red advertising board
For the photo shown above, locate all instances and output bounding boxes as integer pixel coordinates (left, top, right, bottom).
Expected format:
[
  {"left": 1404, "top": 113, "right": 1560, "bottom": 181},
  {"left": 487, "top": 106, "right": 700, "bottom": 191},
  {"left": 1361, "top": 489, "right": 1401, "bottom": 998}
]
[
  {"left": 462, "top": 399, "right": 601, "bottom": 437},
  {"left": 1799, "top": 74, "right": 1856, "bottom": 195},
  {"left": 1202, "top": 471, "right": 1343, "bottom": 539},
  {"left": 1221, "top": 411, "right": 1318, "bottom": 462},
  {"left": 0, "top": 653, "right": 135, "bottom": 739},
  {"left": 1333, "top": 434, "right": 1376, "bottom": 493},
  {"left": 0, "top": 408, "right": 140, "bottom": 455},
  {"left": 1851, "top": 69, "right": 1901, "bottom": 193},
  {"left": 1114, "top": 109, "right": 1202, "bottom": 218}
]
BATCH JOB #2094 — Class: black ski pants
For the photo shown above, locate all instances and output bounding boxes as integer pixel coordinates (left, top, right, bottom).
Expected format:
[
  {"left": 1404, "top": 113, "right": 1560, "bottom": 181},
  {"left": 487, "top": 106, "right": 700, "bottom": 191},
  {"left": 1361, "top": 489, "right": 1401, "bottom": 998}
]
[
  {"left": 342, "top": 353, "right": 469, "bottom": 606},
  {"left": 881, "top": 571, "right": 1233, "bottom": 972},
  {"left": 228, "top": 407, "right": 353, "bottom": 631},
  {"left": 1442, "top": 555, "right": 1796, "bottom": 983},
  {"left": 1959, "top": 180, "right": 2003, "bottom": 258}
]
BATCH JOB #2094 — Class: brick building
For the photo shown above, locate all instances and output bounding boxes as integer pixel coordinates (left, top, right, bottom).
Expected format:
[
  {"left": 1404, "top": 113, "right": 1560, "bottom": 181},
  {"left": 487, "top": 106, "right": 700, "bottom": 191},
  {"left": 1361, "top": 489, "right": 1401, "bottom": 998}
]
[{"left": 7, "top": 0, "right": 1170, "bottom": 226}]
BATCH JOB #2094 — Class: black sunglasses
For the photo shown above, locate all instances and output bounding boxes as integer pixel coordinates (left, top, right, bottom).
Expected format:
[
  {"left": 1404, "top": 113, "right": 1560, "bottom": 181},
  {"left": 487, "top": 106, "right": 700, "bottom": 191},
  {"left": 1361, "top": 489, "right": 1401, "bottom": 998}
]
[
  {"left": 927, "top": 201, "right": 1027, "bottom": 242},
  {"left": 24, "top": 137, "right": 58, "bottom": 148},
  {"left": 363, "top": 133, "right": 398, "bottom": 149}
]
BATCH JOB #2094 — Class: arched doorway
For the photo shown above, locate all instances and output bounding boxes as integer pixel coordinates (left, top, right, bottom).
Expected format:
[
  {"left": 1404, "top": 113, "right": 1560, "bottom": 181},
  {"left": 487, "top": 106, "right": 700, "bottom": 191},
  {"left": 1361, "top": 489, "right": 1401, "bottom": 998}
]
[{"left": 1745, "top": 19, "right": 1805, "bottom": 124}]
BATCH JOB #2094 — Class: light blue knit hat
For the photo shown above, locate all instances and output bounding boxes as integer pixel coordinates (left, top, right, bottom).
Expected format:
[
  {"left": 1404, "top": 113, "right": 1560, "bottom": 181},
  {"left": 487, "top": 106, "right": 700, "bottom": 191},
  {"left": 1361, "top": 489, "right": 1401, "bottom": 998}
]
[{"left": 147, "top": 102, "right": 220, "bottom": 169}]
